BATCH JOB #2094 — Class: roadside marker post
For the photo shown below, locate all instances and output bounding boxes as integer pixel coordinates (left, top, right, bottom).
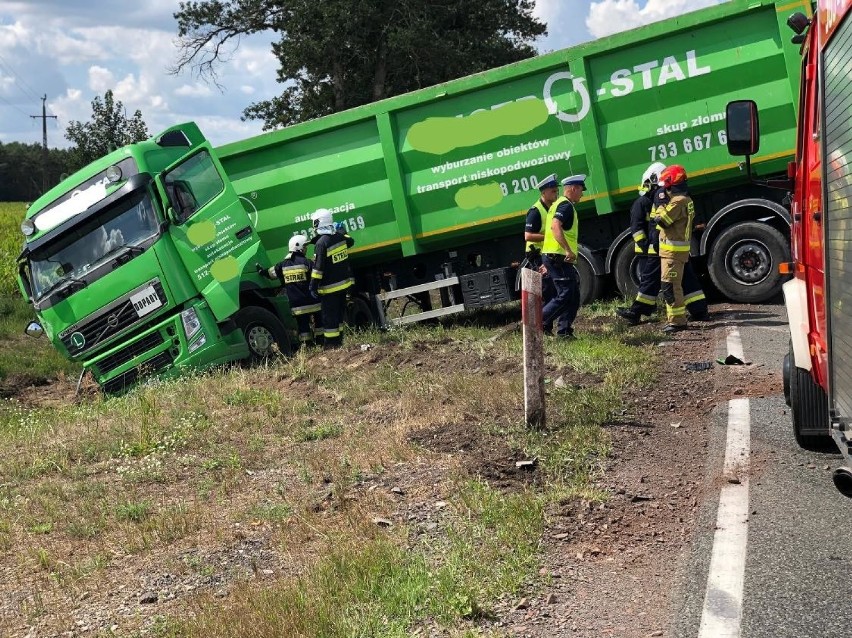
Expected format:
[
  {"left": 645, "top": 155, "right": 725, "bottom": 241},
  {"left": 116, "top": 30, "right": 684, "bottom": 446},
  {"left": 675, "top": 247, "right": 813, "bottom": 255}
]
[{"left": 521, "top": 268, "right": 545, "bottom": 428}]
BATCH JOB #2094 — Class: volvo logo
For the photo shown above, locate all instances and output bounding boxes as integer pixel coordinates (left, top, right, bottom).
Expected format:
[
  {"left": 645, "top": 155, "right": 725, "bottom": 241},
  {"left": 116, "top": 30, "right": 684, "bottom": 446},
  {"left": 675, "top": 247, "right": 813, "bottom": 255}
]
[
  {"left": 70, "top": 332, "right": 85, "bottom": 350},
  {"left": 106, "top": 313, "right": 119, "bottom": 328}
]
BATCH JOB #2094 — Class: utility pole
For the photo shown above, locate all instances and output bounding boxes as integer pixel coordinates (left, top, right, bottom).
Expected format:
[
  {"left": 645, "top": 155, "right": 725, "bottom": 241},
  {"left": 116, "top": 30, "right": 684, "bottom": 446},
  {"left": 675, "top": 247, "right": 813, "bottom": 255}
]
[{"left": 30, "top": 95, "right": 57, "bottom": 194}]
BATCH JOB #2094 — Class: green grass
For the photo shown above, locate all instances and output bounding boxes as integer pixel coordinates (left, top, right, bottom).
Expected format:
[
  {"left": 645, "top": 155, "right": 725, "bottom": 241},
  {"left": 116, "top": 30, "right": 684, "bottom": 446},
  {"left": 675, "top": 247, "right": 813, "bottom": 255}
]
[{"left": 0, "top": 287, "right": 661, "bottom": 636}]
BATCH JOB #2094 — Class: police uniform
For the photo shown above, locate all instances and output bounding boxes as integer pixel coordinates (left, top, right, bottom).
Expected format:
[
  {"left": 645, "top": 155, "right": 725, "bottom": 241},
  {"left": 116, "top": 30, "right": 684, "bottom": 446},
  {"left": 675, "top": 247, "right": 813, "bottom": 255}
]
[
  {"left": 541, "top": 174, "right": 586, "bottom": 338},
  {"left": 267, "top": 252, "right": 323, "bottom": 344},
  {"left": 618, "top": 187, "right": 708, "bottom": 322},
  {"left": 523, "top": 173, "right": 559, "bottom": 332},
  {"left": 311, "top": 230, "right": 355, "bottom": 348}
]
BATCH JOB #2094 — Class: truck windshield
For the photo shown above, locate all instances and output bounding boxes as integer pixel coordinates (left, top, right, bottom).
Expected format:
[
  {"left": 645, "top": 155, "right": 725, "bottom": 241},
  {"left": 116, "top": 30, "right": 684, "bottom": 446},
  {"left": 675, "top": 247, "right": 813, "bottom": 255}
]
[{"left": 29, "top": 190, "right": 160, "bottom": 300}]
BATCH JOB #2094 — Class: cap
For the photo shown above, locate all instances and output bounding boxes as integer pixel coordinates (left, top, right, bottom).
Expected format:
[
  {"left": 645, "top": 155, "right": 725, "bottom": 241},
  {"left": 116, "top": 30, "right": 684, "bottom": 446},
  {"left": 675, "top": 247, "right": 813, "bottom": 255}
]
[
  {"left": 561, "top": 174, "right": 587, "bottom": 191},
  {"left": 537, "top": 173, "right": 558, "bottom": 190}
]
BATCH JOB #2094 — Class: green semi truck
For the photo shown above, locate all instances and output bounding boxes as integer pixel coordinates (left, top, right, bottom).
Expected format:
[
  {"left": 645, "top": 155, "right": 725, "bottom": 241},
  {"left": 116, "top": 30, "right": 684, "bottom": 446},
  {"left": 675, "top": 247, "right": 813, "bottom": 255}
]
[{"left": 17, "top": 0, "right": 805, "bottom": 392}]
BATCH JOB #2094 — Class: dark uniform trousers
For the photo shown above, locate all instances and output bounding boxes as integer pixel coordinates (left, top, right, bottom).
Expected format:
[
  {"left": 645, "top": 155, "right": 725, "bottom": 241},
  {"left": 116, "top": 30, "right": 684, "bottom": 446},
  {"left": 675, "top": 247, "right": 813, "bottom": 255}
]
[
  {"left": 528, "top": 252, "right": 559, "bottom": 332},
  {"left": 319, "top": 292, "right": 347, "bottom": 348},
  {"left": 629, "top": 253, "right": 707, "bottom": 317},
  {"left": 541, "top": 256, "right": 580, "bottom": 336}
]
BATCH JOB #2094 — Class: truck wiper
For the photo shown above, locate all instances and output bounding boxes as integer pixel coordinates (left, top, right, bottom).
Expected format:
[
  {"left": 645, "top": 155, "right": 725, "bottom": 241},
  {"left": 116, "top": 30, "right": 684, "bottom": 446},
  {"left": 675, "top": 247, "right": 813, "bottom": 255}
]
[{"left": 40, "top": 276, "right": 87, "bottom": 301}]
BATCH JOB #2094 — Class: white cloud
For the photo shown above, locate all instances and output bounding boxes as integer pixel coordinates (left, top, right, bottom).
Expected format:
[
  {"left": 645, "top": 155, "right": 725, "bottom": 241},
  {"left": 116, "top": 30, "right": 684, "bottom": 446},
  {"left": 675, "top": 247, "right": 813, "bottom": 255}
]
[
  {"left": 586, "top": 0, "right": 724, "bottom": 39},
  {"left": 240, "top": 85, "right": 256, "bottom": 96},
  {"left": 175, "top": 83, "right": 214, "bottom": 98},
  {"left": 87, "top": 65, "right": 114, "bottom": 92}
]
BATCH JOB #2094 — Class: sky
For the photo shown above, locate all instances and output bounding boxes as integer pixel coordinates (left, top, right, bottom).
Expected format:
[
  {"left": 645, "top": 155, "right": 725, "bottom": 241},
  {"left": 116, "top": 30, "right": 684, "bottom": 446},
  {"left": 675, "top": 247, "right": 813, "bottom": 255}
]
[{"left": 0, "top": 0, "right": 725, "bottom": 150}]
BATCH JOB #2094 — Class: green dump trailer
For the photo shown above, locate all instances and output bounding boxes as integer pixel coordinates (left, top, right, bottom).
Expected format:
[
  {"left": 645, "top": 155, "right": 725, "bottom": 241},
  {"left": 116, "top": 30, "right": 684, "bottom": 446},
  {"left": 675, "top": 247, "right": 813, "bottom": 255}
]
[
  {"left": 17, "top": 0, "right": 806, "bottom": 392},
  {"left": 217, "top": 0, "right": 805, "bottom": 323}
]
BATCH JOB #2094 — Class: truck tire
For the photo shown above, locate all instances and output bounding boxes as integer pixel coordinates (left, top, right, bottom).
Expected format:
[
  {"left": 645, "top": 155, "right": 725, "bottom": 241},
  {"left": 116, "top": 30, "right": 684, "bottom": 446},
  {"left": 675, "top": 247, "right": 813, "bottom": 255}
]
[
  {"left": 613, "top": 241, "right": 641, "bottom": 299},
  {"left": 577, "top": 254, "right": 602, "bottom": 306},
  {"left": 346, "top": 295, "right": 374, "bottom": 329},
  {"left": 707, "top": 222, "right": 788, "bottom": 303},
  {"left": 788, "top": 349, "right": 831, "bottom": 450},
  {"left": 234, "top": 307, "right": 291, "bottom": 362}
]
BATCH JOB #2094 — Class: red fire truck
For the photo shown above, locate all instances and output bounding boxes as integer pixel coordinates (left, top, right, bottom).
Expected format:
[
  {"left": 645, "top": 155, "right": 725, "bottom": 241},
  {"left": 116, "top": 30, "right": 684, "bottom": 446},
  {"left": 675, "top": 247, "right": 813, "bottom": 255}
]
[{"left": 726, "top": 0, "right": 852, "bottom": 497}]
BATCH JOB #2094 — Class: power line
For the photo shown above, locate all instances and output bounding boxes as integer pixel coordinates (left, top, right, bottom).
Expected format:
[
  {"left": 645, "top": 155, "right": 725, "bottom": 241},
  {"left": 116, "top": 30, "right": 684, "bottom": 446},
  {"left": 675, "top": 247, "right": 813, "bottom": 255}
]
[
  {"left": 0, "top": 91, "right": 30, "bottom": 118},
  {"left": 0, "top": 52, "right": 42, "bottom": 103}
]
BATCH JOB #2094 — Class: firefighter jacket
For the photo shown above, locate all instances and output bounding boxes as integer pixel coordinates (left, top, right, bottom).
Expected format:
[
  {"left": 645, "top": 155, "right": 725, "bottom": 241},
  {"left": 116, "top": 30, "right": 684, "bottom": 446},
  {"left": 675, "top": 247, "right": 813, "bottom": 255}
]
[
  {"left": 542, "top": 196, "right": 578, "bottom": 257},
  {"left": 655, "top": 193, "right": 695, "bottom": 260},
  {"left": 272, "top": 252, "right": 320, "bottom": 315},
  {"left": 311, "top": 232, "right": 355, "bottom": 295},
  {"left": 629, "top": 191, "right": 657, "bottom": 255},
  {"left": 524, "top": 199, "right": 549, "bottom": 253}
]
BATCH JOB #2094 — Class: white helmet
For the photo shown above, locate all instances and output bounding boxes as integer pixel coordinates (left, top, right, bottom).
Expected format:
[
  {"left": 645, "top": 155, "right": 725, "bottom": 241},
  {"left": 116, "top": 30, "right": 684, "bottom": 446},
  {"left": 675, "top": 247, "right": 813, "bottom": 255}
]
[
  {"left": 288, "top": 233, "right": 308, "bottom": 253},
  {"left": 639, "top": 162, "right": 667, "bottom": 193},
  {"left": 311, "top": 208, "right": 333, "bottom": 229}
]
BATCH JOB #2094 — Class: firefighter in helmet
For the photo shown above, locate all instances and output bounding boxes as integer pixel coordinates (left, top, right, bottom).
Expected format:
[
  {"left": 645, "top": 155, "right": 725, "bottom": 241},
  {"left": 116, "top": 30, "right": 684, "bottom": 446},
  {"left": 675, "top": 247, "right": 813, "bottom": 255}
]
[
  {"left": 616, "top": 163, "right": 708, "bottom": 325},
  {"left": 309, "top": 208, "right": 355, "bottom": 348},
  {"left": 653, "top": 164, "right": 695, "bottom": 332},
  {"left": 257, "top": 234, "right": 323, "bottom": 346}
]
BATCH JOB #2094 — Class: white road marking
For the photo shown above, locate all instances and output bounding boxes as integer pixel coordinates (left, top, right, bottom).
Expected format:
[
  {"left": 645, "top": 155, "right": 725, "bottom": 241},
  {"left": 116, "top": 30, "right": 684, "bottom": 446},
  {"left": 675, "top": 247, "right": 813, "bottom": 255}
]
[{"left": 698, "top": 328, "right": 750, "bottom": 638}]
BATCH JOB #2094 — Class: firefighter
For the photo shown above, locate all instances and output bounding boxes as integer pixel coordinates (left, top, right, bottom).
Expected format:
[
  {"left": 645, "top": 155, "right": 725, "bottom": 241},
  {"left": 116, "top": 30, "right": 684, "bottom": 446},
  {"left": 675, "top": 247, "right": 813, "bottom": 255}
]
[
  {"left": 523, "top": 173, "right": 560, "bottom": 333},
  {"left": 309, "top": 208, "right": 355, "bottom": 348},
  {"left": 615, "top": 163, "right": 709, "bottom": 326},
  {"left": 541, "top": 174, "right": 586, "bottom": 339},
  {"left": 257, "top": 234, "right": 322, "bottom": 346},
  {"left": 653, "top": 165, "right": 695, "bottom": 333}
]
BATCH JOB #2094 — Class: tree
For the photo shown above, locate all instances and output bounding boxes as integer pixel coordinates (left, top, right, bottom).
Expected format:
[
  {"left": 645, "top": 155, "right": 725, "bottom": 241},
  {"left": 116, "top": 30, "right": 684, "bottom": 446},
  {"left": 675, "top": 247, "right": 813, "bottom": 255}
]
[
  {"left": 64, "top": 91, "right": 149, "bottom": 166},
  {"left": 172, "top": 0, "right": 546, "bottom": 129}
]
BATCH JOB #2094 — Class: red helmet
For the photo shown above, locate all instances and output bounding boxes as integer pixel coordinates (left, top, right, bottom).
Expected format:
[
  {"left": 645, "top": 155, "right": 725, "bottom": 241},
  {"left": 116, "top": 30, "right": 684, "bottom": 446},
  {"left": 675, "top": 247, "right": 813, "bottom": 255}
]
[{"left": 659, "top": 165, "right": 687, "bottom": 188}]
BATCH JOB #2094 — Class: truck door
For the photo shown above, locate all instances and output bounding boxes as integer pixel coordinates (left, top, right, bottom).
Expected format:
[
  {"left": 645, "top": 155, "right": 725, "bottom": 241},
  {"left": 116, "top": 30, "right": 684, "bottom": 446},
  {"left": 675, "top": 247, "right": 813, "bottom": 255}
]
[{"left": 159, "top": 147, "right": 264, "bottom": 320}]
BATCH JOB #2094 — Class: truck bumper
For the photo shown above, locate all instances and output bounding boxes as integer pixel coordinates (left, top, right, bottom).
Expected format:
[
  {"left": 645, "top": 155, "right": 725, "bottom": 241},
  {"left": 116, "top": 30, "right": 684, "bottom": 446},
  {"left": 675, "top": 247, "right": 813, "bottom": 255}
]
[{"left": 86, "top": 300, "right": 247, "bottom": 393}]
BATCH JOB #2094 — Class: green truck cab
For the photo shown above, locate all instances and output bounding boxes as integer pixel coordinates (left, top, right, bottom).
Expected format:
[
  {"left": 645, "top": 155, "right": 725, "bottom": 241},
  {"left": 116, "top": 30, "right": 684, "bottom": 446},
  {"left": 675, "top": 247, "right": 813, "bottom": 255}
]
[
  {"left": 17, "top": 0, "right": 808, "bottom": 392},
  {"left": 18, "top": 123, "right": 295, "bottom": 393}
]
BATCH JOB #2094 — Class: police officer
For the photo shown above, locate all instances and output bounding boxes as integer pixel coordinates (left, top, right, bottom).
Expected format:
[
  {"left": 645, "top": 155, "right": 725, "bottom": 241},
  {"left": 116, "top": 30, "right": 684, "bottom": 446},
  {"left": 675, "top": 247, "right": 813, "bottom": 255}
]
[
  {"left": 653, "top": 165, "right": 695, "bottom": 333},
  {"left": 257, "top": 234, "right": 323, "bottom": 345},
  {"left": 524, "top": 173, "right": 560, "bottom": 333},
  {"left": 541, "top": 174, "right": 586, "bottom": 339},
  {"left": 309, "top": 208, "right": 355, "bottom": 348},
  {"left": 616, "top": 163, "right": 708, "bottom": 325}
]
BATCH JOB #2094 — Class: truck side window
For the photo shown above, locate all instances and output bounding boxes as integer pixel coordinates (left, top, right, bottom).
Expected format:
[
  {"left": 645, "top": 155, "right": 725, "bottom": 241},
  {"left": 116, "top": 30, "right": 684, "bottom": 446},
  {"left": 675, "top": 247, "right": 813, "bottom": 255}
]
[{"left": 163, "top": 150, "right": 224, "bottom": 223}]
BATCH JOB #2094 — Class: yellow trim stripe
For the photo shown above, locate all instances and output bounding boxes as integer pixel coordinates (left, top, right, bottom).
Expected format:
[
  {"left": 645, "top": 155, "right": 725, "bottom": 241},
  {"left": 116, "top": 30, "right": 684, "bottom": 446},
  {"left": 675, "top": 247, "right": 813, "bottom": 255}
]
[
  {"left": 776, "top": 0, "right": 812, "bottom": 17},
  {"left": 349, "top": 151, "right": 796, "bottom": 252}
]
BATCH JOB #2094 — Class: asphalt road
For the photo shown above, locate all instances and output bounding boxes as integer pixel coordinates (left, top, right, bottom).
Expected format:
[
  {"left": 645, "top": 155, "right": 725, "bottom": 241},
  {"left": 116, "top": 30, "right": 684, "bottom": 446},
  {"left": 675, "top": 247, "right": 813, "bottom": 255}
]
[{"left": 671, "top": 303, "right": 852, "bottom": 638}]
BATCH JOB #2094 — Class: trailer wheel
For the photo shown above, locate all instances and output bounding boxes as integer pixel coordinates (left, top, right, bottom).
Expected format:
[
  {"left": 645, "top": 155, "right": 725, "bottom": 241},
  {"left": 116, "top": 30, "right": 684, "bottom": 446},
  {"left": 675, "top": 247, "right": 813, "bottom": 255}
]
[
  {"left": 577, "top": 254, "right": 602, "bottom": 305},
  {"left": 346, "top": 295, "right": 374, "bottom": 329},
  {"left": 235, "top": 307, "right": 291, "bottom": 363},
  {"left": 613, "top": 241, "right": 642, "bottom": 299},
  {"left": 789, "top": 348, "right": 832, "bottom": 450},
  {"left": 708, "top": 222, "right": 788, "bottom": 303}
]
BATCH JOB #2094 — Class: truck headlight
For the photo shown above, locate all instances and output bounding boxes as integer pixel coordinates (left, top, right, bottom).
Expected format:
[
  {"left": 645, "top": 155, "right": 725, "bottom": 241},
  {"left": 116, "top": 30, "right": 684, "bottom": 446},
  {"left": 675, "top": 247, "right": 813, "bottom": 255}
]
[
  {"left": 181, "top": 307, "right": 202, "bottom": 339},
  {"left": 188, "top": 334, "right": 207, "bottom": 353}
]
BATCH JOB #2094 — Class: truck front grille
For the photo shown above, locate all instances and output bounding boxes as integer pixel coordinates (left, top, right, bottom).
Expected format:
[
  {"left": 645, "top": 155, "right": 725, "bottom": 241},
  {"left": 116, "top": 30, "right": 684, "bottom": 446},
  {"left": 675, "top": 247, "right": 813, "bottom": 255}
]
[
  {"left": 101, "top": 350, "right": 174, "bottom": 395},
  {"left": 60, "top": 280, "right": 167, "bottom": 355},
  {"left": 95, "top": 332, "right": 166, "bottom": 375}
]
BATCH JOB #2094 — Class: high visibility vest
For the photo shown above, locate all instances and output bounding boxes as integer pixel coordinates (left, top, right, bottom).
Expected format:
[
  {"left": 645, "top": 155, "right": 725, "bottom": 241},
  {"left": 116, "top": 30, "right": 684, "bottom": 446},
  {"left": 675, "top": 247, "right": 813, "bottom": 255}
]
[
  {"left": 525, "top": 200, "right": 549, "bottom": 252},
  {"left": 542, "top": 196, "right": 578, "bottom": 257}
]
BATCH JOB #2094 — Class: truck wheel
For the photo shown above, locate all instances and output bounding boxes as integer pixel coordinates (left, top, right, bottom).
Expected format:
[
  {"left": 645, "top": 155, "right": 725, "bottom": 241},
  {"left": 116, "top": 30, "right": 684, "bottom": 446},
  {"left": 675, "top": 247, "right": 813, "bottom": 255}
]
[
  {"left": 788, "top": 352, "right": 831, "bottom": 450},
  {"left": 235, "top": 307, "right": 291, "bottom": 362},
  {"left": 708, "top": 222, "right": 789, "bottom": 303},
  {"left": 613, "top": 241, "right": 641, "bottom": 299},
  {"left": 577, "top": 254, "right": 602, "bottom": 306},
  {"left": 346, "top": 296, "right": 374, "bottom": 329}
]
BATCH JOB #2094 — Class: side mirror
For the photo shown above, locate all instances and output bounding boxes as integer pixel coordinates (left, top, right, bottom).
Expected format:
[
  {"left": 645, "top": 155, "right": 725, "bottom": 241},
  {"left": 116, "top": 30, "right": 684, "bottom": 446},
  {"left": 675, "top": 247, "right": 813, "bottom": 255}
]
[
  {"left": 25, "top": 321, "right": 44, "bottom": 338},
  {"left": 726, "top": 100, "right": 760, "bottom": 156}
]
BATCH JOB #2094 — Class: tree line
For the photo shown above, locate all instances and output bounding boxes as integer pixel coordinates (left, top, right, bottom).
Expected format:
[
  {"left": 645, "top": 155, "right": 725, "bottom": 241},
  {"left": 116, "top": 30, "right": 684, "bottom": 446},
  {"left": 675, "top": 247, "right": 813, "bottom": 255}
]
[{"left": 2, "top": 0, "right": 545, "bottom": 201}]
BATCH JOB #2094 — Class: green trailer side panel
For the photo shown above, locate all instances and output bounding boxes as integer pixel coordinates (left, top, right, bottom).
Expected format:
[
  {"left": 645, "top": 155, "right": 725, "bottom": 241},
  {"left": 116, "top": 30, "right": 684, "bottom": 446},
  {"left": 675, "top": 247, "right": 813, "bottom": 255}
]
[{"left": 216, "top": 0, "right": 805, "bottom": 268}]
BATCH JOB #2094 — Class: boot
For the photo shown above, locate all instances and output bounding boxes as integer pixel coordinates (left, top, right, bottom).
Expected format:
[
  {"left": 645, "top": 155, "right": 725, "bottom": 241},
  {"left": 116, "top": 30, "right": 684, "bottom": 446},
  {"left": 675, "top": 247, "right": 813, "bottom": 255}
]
[{"left": 615, "top": 307, "right": 641, "bottom": 326}]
